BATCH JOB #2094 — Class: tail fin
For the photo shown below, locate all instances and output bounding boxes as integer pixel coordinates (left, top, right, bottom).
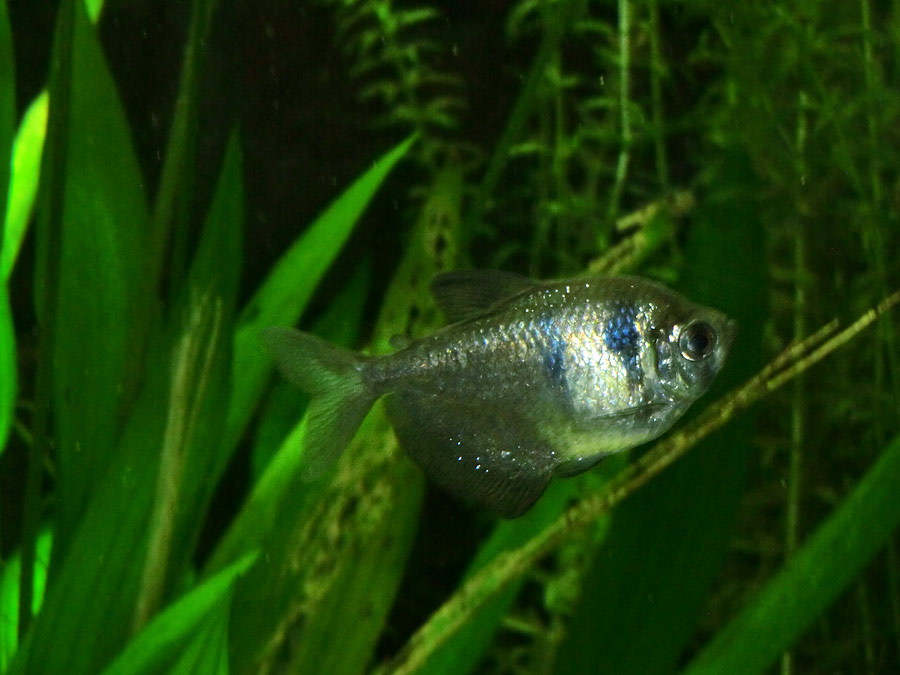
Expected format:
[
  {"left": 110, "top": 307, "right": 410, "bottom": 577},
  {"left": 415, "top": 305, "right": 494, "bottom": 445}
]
[{"left": 260, "top": 326, "right": 377, "bottom": 480}]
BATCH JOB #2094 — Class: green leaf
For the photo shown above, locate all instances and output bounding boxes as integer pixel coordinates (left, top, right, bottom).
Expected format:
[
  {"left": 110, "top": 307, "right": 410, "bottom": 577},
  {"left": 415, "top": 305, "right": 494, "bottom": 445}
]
[
  {"left": 19, "top": 330, "right": 170, "bottom": 674},
  {"left": 250, "top": 258, "right": 371, "bottom": 478},
  {"left": 154, "top": 128, "right": 244, "bottom": 599},
  {"left": 684, "top": 433, "right": 900, "bottom": 675},
  {"left": 0, "top": 530, "right": 52, "bottom": 671},
  {"left": 167, "top": 602, "right": 229, "bottom": 675},
  {"left": 553, "top": 153, "right": 767, "bottom": 675},
  {"left": 220, "top": 163, "right": 460, "bottom": 675},
  {"left": 48, "top": 0, "right": 150, "bottom": 561},
  {"left": 0, "top": 289, "right": 13, "bottom": 454},
  {"left": 101, "top": 552, "right": 257, "bottom": 675},
  {"left": 222, "top": 134, "right": 416, "bottom": 460},
  {"left": 423, "top": 480, "right": 587, "bottom": 675},
  {"left": 84, "top": 0, "right": 105, "bottom": 24},
  {"left": 1, "top": 91, "right": 50, "bottom": 456},
  {"left": 19, "top": 119, "right": 241, "bottom": 675},
  {"left": 0, "top": 0, "right": 14, "bottom": 227},
  {"left": 0, "top": 0, "right": 15, "bottom": 456},
  {"left": 2, "top": 92, "right": 50, "bottom": 283}
]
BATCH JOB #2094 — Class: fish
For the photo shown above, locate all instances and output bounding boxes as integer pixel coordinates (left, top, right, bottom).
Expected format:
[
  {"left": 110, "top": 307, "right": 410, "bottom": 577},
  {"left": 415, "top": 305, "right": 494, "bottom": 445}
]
[{"left": 261, "top": 269, "right": 736, "bottom": 518}]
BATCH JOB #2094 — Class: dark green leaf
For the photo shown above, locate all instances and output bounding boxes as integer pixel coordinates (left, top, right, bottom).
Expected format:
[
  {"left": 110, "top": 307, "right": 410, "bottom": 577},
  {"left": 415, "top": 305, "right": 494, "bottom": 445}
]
[
  {"left": 222, "top": 134, "right": 416, "bottom": 461},
  {"left": 19, "top": 128, "right": 239, "bottom": 675},
  {"left": 48, "top": 0, "right": 150, "bottom": 561},
  {"left": 18, "top": 327, "right": 170, "bottom": 674},
  {"left": 0, "top": 0, "right": 13, "bottom": 221},
  {"left": 684, "top": 433, "right": 900, "bottom": 674},
  {"left": 424, "top": 480, "right": 584, "bottom": 675},
  {"left": 156, "top": 129, "right": 243, "bottom": 598},
  {"left": 553, "top": 153, "right": 767, "bottom": 675}
]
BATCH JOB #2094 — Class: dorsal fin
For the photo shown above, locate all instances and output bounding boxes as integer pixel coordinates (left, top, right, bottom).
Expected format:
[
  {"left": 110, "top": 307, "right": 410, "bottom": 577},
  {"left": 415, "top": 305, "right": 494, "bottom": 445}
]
[{"left": 430, "top": 269, "right": 536, "bottom": 323}]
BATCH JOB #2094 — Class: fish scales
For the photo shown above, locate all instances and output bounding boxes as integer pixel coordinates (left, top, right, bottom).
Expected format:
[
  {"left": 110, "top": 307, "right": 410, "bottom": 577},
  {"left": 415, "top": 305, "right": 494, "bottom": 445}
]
[
  {"left": 262, "top": 270, "right": 735, "bottom": 517},
  {"left": 369, "top": 280, "right": 662, "bottom": 419}
]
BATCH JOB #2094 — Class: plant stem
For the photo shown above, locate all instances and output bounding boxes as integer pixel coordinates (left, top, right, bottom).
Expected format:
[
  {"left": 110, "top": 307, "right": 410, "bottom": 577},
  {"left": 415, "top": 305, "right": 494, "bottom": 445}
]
[
  {"left": 146, "top": 0, "right": 218, "bottom": 311},
  {"left": 605, "top": 0, "right": 632, "bottom": 225},
  {"left": 648, "top": 0, "right": 668, "bottom": 192},
  {"left": 782, "top": 88, "right": 809, "bottom": 675},
  {"left": 132, "top": 294, "right": 222, "bottom": 632},
  {"left": 465, "top": 2, "right": 580, "bottom": 236},
  {"left": 378, "top": 289, "right": 900, "bottom": 675}
]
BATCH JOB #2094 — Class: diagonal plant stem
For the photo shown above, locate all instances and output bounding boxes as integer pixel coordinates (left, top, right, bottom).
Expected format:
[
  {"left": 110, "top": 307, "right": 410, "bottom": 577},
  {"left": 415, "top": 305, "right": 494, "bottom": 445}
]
[
  {"left": 377, "top": 288, "right": 900, "bottom": 675},
  {"left": 465, "top": 2, "right": 580, "bottom": 236},
  {"left": 132, "top": 293, "right": 223, "bottom": 632},
  {"left": 605, "top": 0, "right": 632, "bottom": 224}
]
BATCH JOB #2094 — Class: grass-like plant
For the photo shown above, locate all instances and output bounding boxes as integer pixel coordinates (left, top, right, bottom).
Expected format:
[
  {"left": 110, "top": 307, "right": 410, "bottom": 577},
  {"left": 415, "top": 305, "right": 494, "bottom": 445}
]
[{"left": 1, "top": 0, "right": 899, "bottom": 673}]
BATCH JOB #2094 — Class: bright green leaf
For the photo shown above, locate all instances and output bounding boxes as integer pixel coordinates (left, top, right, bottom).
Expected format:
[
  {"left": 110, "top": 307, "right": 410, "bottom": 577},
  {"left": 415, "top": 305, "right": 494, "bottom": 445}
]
[
  {"left": 168, "top": 602, "right": 230, "bottom": 675},
  {"left": 84, "top": 0, "right": 104, "bottom": 24},
  {"left": 223, "top": 134, "right": 416, "bottom": 457},
  {"left": 250, "top": 258, "right": 371, "bottom": 478},
  {"left": 1, "top": 90, "right": 49, "bottom": 454},
  {"left": 2, "top": 92, "right": 49, "bottom": 283},
  {"left": 684, "top": 433, "right": 900, "bottom": 675},
  {"left": 101, "top": 552, "right": 257, "bottom": 675},
  {"left": 0, "top": 530, "right": 53, "bottom": 671}
]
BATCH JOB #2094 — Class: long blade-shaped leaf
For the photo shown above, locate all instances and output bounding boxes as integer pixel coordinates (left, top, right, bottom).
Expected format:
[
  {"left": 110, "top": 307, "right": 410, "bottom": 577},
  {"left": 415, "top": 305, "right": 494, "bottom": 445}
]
[
  {"left": 684, "top": 433, "right": 900, "bottom": 674},
  {"left": 48, "top": 0, "right": 150, "bottom": 563},
  {"left": 148, "top": 129, "right": 244, "bottom": 606},
  {"left": 223, "top": 134, "right": 415, "bottom": 461},
  {"left": 0, "top": 530, "right": 51, "bottom": 671},
  {"left": 223, "top": 163, "right": 458, "bottom": 675},
  {"left": 101, "top": 552, "right": 257, "bottom": 675},
  {"left": 1, "top": 92, "right": 50, "bottom": 458},
  {"left": 20, "top": 132, "right": 240, "bottom": 674},
  {"left": 2, "top": 92, "right": 49, "bottom": 283},
  {"left": 553, "top": 153, "right": 766, "bottom": 675}
]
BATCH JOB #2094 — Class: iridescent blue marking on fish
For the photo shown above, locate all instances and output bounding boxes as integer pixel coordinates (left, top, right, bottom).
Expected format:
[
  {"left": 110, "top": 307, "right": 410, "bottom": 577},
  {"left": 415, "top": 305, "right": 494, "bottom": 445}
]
[
  {"left": 603, "top": 306, "right": 639, "bottom": 352},
  {"left": 262, "top": 271, "right": 736, "bottom": 518},
  {"left": 539, "top": 314, "right": 568, "bottom": 392},
  {"left": 603, "top": 306, "right": 643, "bottom": 383}
]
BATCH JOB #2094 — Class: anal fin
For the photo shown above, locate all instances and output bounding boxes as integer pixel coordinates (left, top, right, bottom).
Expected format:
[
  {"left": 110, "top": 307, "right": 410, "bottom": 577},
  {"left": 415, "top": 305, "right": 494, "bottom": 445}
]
[{"left": 385, "top": 390, "right": 556, "bottom": 518}]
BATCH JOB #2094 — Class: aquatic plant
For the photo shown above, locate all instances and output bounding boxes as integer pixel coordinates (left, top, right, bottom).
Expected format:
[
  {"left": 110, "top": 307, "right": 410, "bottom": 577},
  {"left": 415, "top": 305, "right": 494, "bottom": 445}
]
[{"left": 0, "top": 0, "right": 898, "bottom": 673}]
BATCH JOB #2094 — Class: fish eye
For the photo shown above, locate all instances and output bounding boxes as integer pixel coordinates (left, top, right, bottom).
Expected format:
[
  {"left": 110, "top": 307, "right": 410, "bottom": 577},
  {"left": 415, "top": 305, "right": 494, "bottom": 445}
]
[{"left": 679, "top": 321, "right": 717, "bottom": 361}]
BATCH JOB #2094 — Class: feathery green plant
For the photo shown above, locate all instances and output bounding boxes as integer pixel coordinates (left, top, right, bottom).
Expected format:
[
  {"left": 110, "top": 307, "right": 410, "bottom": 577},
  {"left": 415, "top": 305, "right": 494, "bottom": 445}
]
[{"left": 1, "top": 0, "right": 899, "bottom": 673}]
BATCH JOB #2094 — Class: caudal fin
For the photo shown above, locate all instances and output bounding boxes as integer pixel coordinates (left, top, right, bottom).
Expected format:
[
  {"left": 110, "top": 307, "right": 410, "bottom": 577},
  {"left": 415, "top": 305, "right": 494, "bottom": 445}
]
[{"left": 261, "top": 326, "right": 377, "bottom": 480}]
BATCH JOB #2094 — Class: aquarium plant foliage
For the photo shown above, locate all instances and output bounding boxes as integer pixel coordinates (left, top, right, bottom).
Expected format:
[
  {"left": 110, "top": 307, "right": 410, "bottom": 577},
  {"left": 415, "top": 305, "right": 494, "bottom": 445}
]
[{"left": 0, "top": 0, "right": 899, "bottom": 673}]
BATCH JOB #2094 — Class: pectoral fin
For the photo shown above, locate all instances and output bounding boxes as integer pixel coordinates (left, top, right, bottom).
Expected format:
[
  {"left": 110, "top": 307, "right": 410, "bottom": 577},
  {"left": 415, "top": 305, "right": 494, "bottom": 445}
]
[{"left": 385, "top": 389, "right": 556, "bottom": 517}]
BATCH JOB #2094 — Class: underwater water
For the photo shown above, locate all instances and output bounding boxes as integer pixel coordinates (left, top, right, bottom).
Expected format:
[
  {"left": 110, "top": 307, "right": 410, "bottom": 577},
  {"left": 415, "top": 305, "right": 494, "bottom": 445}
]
[{"left": 1, "top": 1, "right": 899, "bottom": 673}]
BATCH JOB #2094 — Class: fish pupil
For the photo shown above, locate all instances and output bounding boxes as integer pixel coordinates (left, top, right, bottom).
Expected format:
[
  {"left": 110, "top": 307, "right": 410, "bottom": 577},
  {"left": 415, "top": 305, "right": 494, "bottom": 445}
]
[{"left": 679, "top": 322, "right": 716, "bottom": 361}]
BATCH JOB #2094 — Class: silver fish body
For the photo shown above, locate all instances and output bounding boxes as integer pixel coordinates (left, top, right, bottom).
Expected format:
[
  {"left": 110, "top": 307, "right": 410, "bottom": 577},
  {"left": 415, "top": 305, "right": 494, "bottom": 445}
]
[{"left": 263, "top": 270, "right": 735, "bottom": 517}]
